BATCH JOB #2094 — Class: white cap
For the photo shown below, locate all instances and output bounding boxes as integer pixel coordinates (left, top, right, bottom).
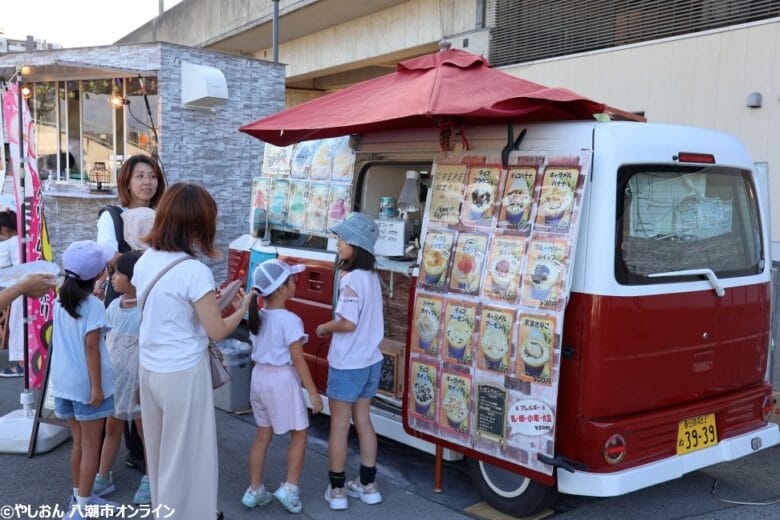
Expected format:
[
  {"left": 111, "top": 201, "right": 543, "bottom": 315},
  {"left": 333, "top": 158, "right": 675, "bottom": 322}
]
[
  {"left": 251, "top": 258, "right": 305, "bottom": 296},
  {"left": 62, "top": 240, "right": 114, "bottom": 280}
]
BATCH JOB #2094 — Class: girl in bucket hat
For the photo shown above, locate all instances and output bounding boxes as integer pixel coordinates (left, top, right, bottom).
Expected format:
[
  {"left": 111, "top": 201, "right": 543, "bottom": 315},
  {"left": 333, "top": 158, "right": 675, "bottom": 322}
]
[
  {"left": 49, "top": 240, "right": 119, "bottom": 518},
  {"left": 316, "top": 212, "right": 385, "bottom": 510},
  {"left": 240, "top": 259, "right": 323, "bottom": 514}
]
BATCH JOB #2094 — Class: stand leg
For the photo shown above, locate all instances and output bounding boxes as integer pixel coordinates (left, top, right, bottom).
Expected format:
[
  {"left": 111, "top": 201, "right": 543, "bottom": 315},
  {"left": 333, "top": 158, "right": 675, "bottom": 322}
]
[{"left": 433, "top": 444, "right": 443, "bottom": 493}]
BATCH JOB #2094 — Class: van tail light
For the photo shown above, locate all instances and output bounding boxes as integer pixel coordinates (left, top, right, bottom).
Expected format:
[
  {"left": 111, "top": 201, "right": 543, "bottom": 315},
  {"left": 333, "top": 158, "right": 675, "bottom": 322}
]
[
  {"left": 676, "top": 152, "right": 715, "bottom": 164},
  {"left": 761, "top": 395, "right": 774, "bottom": 422},
  {"left": 603, "top": 433, "right": 627, "bottom": 464}
]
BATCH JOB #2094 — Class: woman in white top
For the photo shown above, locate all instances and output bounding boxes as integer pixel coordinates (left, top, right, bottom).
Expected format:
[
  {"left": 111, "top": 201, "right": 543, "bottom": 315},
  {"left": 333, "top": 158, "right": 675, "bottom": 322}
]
[
  {"left": 96, "top": 154, "right": 166, "bottom": 305},
  {"left": 132, "top": 183, "right": 252, "bottom": 520}
]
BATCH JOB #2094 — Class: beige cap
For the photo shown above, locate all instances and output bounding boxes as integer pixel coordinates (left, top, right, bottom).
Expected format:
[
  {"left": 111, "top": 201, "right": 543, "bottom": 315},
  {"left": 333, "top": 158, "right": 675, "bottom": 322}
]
[{"left": 122, "top": 207, "right": 156, "bottom": 251}]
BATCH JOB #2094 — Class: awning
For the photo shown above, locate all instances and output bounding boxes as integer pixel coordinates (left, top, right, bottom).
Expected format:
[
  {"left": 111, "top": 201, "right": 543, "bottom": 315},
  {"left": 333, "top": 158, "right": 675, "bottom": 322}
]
[{"left": 0, "top": 59, "right": 156, "bottom": 82}]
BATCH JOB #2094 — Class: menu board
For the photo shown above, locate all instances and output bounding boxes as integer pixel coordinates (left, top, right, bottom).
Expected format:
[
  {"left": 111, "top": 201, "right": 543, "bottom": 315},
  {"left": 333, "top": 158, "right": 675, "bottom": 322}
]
[
  {"left": 406, "top": 150, "right": 590, "bottom": 476},
  {"left": 251, "top": 136, "right": 355, "bottom": 237}
]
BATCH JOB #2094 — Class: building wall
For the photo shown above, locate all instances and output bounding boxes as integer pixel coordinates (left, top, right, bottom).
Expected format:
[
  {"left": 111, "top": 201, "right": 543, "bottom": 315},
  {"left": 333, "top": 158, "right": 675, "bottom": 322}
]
[
  {"left": 502, "top": 19, "right": 780, "bottom": 259},
  {"left": 259, "top": 0, "right": 480, "bottom": 79},
  {"left": 1, "top": 43, "right": 284, "bottom": 280}
]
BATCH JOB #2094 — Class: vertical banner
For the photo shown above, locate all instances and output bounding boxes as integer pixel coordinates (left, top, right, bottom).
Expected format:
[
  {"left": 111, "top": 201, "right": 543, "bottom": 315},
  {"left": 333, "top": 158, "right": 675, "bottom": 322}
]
[{"left": 2, "top": 83, "right": 55, "bottom": 390}]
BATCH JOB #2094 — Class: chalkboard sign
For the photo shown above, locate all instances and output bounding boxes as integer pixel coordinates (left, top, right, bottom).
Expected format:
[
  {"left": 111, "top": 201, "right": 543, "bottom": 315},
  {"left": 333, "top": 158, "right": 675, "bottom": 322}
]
[
  {"left": 377, "top": 351, "right": 398, "bottom": 397},
  {"left": 476, "top": 384, "right": 506, "bottom": 442}
]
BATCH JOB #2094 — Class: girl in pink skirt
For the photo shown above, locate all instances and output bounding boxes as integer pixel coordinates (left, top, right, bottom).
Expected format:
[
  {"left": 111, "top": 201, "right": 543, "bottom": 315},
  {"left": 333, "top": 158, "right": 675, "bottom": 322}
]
[{"left": 240, "top": 259, "right": 323, "bottom": 514}]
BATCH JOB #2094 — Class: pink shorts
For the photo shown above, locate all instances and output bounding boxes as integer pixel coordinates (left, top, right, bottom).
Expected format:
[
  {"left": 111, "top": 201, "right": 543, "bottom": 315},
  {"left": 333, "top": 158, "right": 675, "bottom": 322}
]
[{"left": 250, "top": 364, "right": 309, "bottom": 434}]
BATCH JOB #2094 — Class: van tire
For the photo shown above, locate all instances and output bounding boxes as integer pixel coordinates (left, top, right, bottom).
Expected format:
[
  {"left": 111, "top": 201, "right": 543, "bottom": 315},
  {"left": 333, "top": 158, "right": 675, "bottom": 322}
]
[{"left": 466, "top": 457, "right": 557, "bottom": 517}]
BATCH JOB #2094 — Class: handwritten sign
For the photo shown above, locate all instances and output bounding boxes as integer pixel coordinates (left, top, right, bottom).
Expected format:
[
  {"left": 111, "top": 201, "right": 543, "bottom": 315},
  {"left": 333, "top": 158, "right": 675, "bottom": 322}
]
[
  {"left": 476, "top": 384, "right": 507, "bottom": 441},
  {"left": 429, "top": 164, "right": 467, "bottom": 224}
]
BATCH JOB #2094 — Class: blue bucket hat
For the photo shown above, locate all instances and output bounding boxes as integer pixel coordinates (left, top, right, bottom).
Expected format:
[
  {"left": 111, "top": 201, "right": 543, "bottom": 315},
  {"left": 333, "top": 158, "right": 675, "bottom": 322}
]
[{"left": 328, "top": 212, "right": 378, "bottom": 254}]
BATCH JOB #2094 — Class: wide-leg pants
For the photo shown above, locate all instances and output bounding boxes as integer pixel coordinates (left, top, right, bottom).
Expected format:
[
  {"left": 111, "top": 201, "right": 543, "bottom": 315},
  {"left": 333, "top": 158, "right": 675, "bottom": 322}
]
[{"left": 140, "top": 353, "right": 218, "bottom": 519}]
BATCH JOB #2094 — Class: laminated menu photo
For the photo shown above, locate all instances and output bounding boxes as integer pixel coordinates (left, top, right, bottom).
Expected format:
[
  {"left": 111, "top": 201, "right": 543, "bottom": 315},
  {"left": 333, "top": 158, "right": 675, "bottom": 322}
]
[
  {"left": 476, "top": 305, "right": 515, "bottom": 374},
  {"left": 482, "top": 235, "right": 527, "bottom": 303},
  {"left": 304, "top": 182, "right": 329, "bottom": 233},
  {"left": 461, "top": 166, "right": 501, "bottom": 227},
  {"left": 268, "top": 179, "right": 290, "bottom": 226},
  {"left": 419, "top": 229, "right": 456, "bottom": 291},
  {"left": 287, "top": 181, "right": 308, "bottom": 230},
  {"left": 521, "top": 237, "right": 569, "bottom": 310},
  {"left": 410, "top": 293, "right": 444, "bottom": 358},
  {"left": 249, "top": 177, "right": 271, "bottom": 237},
  {"left": 310, "top": 138, "right": 339, "bottom": 179},
  {"left": 331, "top": 136, "right": 356, "bottom": 181},
  {"left": 448, "top": 233, "right": 488, "bottom": 296},
  {"left": 498, "top": 166, "right": 538, "bottom": 232},
  {"left": 327, "top": 184, "right": 351, "bottom": 229},
  {"left": 410, "top": 359, "right": 438, "bottom": 423},
  {"left": 442, "top": 299, "right": 477, "bottom": 365},
  {"left": 290, "top": 141, "right": 317, "bottom": 178},
  {"left": 438, "top": 369, "right": 472, "bottom": 440},
  {"left": 535, "top": 164, "right": 581, "bottom": 234},
  {"left": 428, "top": 163, "right": 467, "bottom": 225},
  {"left": 517, "top": 313, "right": 557, "bottom": 385}
]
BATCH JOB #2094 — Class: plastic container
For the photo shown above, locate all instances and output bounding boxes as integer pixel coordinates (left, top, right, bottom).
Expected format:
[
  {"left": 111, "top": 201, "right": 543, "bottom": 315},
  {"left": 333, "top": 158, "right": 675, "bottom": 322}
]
[{"left": 212, "top": 339, "right": 252, "bottom": 412}]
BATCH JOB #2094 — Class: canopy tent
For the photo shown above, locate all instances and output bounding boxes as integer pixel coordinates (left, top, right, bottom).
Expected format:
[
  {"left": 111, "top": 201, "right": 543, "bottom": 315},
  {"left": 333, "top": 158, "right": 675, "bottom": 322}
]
[{"left": 240, "top": 47, "right": 636, "bottom": 146}]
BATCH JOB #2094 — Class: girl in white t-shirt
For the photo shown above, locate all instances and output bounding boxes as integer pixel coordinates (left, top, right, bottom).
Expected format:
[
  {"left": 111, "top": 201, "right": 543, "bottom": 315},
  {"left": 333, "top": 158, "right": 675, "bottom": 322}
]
[
  {"left": 50, "top": 240, "right": 117, "bottom": 518},
  {"left": 315, "top": 212, "right": 384, "bottom": 511},
  {"left": 241, "top": 259, "right": 323, "bottom": 514},
  {"left": 0, "top": 210, "right": 23, "bottom": 378}
]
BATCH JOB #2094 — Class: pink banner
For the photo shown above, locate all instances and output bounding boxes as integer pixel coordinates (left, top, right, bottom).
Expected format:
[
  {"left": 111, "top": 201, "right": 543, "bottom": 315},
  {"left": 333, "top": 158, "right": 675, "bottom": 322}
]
[{"left": 2, "top": 83, "right": 55, "bottom": 389}]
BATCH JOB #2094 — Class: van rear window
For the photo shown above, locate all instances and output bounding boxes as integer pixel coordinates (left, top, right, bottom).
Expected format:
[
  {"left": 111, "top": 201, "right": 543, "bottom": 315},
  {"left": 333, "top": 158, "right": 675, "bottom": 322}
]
[{"left": 616, "top": 165, "right": 763, "bottom": 284}]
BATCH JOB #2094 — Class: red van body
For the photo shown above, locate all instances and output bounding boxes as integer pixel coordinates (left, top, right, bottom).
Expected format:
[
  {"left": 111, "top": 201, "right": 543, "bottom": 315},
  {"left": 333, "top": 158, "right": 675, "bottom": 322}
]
[{"left": 230, "top": 121, "right": 779, "bottom": 516}]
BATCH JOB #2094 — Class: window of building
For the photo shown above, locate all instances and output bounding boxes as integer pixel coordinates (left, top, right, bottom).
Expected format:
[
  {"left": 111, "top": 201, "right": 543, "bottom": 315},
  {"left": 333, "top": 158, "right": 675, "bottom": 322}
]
[{"left": 27, "top": 76, "right": 158, "bottom": 187}]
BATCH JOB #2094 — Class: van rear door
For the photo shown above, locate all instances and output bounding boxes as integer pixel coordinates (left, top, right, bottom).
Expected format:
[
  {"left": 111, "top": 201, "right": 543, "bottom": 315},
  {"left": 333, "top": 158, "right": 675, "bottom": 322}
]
[{"left": 575, "top": 124, "right": 769, "bottom": 419}]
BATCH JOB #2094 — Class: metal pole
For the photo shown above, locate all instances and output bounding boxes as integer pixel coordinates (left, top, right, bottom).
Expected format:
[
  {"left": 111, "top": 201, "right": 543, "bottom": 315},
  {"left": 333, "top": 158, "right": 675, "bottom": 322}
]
[
  {"left": 15, "top": 67, "right": 29, "bottom": 392},
  {"left": 272, "top": 0, "right": 280, "bottom": 63}
]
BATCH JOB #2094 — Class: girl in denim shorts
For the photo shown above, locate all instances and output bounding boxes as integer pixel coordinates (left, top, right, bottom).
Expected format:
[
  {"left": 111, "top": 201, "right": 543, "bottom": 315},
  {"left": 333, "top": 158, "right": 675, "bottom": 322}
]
[
  {"left": 50, "top": 240, "right": 117, "bottom": 518},
  {"left": 316, "top": 212, "right": 384, "bottom": 511}
]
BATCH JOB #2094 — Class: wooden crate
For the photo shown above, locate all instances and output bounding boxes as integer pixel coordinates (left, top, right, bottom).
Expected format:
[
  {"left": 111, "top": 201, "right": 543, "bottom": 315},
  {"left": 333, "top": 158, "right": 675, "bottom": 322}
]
[{"left": 377, "top": 338, "right": 405, "bottom": 398}]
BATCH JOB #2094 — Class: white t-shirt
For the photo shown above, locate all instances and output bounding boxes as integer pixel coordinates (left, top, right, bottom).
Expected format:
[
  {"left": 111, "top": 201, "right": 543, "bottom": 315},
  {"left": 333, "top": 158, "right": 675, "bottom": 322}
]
[
  {"left": 1, "top": 236, "right": 23, "bottom": 361},
  {"left": 250, "top": 308, "right": 308, "bottom": 366},
  {"left": 97, "top": 206, "right": 127, "bottom": 252},
  {"left": 50, "top": 295, "right": 114, "bottom": 403},
  {"left": 327, "top": 269, "right": 384, "bottom": 370},
  {"left": 132, "top": 249, "right": 215, "bottom": 373}
]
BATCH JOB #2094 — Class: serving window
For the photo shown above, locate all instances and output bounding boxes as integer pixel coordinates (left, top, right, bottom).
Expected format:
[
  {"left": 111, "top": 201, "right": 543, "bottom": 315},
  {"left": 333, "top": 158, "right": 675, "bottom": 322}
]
[{"left": 616, "top": 164, "right": 763, "bottom": 284}]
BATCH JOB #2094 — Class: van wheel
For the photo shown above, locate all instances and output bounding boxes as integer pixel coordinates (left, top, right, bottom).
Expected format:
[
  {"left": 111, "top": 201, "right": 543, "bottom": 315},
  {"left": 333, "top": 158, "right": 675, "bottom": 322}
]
[{"left": 466, "top": 457, "right": 557, "bottom": 517}]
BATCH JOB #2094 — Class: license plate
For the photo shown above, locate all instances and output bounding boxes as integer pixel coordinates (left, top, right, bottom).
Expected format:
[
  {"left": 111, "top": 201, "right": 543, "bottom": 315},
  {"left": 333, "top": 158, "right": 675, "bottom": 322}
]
[{"left": 676, "top": 413, "right": 718, "bottom": 455}]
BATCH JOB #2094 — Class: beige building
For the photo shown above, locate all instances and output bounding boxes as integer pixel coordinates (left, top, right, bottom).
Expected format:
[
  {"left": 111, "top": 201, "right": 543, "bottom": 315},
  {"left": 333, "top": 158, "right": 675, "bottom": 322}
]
[{"left": 119, "top": 0, "right": 780, "bottom": 258}]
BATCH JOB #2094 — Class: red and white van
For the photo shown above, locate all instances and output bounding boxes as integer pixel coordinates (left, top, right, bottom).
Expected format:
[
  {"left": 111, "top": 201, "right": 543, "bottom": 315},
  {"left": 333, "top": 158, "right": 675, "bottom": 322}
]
[{"left": 229, "top": 120, "right": 779, "bottom": 517}]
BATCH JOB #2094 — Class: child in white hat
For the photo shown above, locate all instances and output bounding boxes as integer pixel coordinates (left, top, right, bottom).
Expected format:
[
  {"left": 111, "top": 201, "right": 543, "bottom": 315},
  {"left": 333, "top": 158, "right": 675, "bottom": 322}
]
[
  {"left": 241, "top": 259, "right": 323, "bottom": 514},
  {"left": 49, "top": 240, "right": 118, "bottom": 518}
]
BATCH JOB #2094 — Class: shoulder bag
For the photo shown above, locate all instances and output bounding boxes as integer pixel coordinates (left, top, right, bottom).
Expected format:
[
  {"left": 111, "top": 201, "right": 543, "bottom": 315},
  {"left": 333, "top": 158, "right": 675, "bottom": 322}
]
[{"left": 139, "top": 256, "right": 231, "bottom": 390}]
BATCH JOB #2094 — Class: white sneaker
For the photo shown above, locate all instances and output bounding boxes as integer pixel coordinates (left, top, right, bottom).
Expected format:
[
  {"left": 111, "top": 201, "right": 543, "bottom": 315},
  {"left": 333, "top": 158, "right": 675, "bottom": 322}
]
[
  {"left": 346, "top": 479, "right": 383, "bottom": 504},
  {"left": 324, "top": 485, "right": 348, "bottom": 510},
  {"left": 241, "top": 485, "right": 272, "bottom": 508}
]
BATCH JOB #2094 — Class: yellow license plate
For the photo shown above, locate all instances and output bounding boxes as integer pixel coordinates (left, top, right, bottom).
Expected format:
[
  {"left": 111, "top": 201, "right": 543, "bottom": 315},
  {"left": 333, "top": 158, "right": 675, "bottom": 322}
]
[{"left": 676, "top": 413, "right": 718, "bottom": 455}]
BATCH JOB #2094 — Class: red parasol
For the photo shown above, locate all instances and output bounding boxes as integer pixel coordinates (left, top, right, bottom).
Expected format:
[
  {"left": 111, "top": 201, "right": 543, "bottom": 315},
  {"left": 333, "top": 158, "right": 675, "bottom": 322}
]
[{"left": 240, "top": 48, "right": 609, "bottom": 146}]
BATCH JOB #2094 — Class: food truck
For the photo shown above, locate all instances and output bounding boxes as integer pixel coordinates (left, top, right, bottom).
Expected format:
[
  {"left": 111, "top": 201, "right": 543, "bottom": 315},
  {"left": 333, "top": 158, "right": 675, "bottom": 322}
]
[{"left": 228, "top": 119, "right": 779, "bottom": 516}]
